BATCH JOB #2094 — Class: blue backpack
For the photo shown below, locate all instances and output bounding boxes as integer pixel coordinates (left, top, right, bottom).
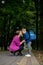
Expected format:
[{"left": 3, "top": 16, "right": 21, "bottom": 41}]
[{"left": 28, "top": 30, "right": 36, "bottom": 41}]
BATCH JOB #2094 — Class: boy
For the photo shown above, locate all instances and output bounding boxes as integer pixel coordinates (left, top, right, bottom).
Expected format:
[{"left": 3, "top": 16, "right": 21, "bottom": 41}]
[{"left": 22, "top": 27, "right": 31, "bottom": 57}]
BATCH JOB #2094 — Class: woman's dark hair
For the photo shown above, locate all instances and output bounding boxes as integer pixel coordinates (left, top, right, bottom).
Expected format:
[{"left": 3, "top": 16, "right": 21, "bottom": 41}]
[
  {"left": 16, "top": 27, "right": 20, "bottom": 31},
  {"left": 15, "top": 27, "right": 19, "bottom": 35},
  {"left": 15, "top": 27, "right": 22, "bottom": 35}
]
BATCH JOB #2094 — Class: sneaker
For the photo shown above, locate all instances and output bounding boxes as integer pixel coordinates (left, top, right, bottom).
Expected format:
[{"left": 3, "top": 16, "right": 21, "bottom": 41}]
[
  {"left": 25, "top": 54, "right": 31, "bottom": 57},
  {"left": 17, "top": 53, "right": 23, "bottom": 56},
  {"left": 10, "top": 53, "right": 14, "bottom": 56}
]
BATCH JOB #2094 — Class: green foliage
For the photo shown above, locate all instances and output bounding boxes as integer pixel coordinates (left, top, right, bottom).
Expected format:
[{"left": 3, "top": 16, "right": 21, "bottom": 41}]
[{"left": 0, "top": 0, "right": 40, "bottom": 48}]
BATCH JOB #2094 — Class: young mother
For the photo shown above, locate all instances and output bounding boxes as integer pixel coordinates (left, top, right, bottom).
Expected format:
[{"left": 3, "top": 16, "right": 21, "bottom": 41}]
[{"left": 8, "top": 27, "right": 25, "bottom": 56}]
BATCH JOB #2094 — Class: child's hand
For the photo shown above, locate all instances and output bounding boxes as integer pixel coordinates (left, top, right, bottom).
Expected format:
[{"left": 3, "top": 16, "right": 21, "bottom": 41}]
[{"left": 22, "top": 40, "right": 25, "bottom": 43}]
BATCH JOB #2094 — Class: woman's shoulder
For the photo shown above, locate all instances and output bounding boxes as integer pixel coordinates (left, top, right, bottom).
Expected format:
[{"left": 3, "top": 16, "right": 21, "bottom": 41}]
[{"left": 13, "top": 35, "right": 19, "bottom": 39}]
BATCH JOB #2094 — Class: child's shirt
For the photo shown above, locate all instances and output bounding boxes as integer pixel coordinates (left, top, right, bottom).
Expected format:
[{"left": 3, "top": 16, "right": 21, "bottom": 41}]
[{"left": 23, "top": 32, "right": 30, "bottom": 44}]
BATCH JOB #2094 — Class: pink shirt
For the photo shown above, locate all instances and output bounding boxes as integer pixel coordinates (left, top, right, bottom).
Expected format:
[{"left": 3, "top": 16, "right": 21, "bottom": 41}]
[{"left": 9, "top": 35, "right": 21, "bottom": 52}]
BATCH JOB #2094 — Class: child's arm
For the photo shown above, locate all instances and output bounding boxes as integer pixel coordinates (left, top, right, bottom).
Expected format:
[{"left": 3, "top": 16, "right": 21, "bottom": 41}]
[{"left": 20, "top": 40, "right": 25, "bottom": 44}]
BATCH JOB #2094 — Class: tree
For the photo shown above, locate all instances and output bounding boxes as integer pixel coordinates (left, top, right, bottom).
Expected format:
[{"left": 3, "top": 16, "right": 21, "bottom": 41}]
[{"left": 0, "top": 0, "right": 40, "bottom": 50}]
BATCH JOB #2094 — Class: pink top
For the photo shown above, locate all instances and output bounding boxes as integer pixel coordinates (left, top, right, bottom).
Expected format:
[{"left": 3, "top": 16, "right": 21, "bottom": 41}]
[{"left": 8, "top": 35, "right": 21, "bottom": 52}]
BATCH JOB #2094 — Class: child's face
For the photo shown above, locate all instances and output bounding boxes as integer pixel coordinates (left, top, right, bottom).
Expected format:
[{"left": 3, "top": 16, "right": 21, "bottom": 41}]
[{"left": 22, "top": 28, "right": 26, "bottom": 34}]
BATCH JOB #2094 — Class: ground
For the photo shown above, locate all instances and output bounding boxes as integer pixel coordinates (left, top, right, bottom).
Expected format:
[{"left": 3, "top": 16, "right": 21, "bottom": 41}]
[
  {"left": 33, "top": 50, "right": 43, "bottom": 65},
  {"left": 0, "top": 50, "right": 40, "bottom": 65}
]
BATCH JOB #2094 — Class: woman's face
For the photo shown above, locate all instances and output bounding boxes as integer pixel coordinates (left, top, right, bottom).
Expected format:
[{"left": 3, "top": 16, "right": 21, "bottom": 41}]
[{"left": 19, "top": 31, "right": 23, "bottom": 36}]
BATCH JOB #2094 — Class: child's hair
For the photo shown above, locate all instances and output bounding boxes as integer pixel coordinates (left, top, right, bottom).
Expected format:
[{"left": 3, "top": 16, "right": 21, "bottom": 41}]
[{"left": 22, "top": 25, "right": 26, "bottom": 29}]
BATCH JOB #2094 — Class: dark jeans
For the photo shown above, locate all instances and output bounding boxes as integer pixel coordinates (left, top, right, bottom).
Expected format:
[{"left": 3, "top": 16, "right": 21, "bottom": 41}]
[
  {"left": 11, "top": 44, "right": 24, "bottom": 54},
  {"left": 19, "top": 44, "right": 24, "bottom": 53}
]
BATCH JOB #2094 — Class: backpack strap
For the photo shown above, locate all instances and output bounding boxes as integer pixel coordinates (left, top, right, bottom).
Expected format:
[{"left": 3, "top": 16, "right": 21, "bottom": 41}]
[{"left": 27, "top": 31, "right": 30, "bottom": 40}]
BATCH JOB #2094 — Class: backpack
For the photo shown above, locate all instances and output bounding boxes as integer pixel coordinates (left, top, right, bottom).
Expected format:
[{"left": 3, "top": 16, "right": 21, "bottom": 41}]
[{"left": 28, "top": 30, "right": 36, "bottom": 41}]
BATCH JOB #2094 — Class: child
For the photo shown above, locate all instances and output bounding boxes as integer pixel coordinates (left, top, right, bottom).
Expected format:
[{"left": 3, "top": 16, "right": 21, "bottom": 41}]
[
  {"left": 22, "top": 26, "right": 31, "bottom": 57},
  {"left": 8, "top": 27, "right": 25, "bottom": 56}
]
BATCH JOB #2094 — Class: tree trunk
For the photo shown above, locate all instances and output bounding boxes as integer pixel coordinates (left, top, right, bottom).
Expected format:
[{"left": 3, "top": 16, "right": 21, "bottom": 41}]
[
  {"left": 34, "top": 0, "right": 39, "bottom": 50},
  {"left": 40, "top": 0, "right": 43, "bottom": 50}
]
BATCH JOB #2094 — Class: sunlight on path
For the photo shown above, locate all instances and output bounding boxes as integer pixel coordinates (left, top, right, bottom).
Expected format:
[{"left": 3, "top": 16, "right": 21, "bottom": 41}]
[
  {"left": 17, "top": 56, "right": 27, "bottom": 65},
  {"left": 31, "top": 53, "right": 40, "bottom": 65}
]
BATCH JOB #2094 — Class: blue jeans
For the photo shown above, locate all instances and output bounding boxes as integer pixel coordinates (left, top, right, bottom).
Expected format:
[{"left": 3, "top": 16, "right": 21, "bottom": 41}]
[{"left": 27, "top": 41, "right": 32, "bottom": 54}]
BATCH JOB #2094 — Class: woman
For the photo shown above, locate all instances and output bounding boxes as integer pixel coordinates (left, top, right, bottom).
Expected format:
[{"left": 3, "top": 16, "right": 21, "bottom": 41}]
[{"left": 8, "top": 28, "right": 25, "bottom": 56}]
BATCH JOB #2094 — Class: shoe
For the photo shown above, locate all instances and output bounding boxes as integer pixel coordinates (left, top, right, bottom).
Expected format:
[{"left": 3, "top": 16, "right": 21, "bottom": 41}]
[
  {"left": 10, "top": 53, "right": 14, "bottom": 56},
  {"left": 25, "top": 54, "right": 31, "bottom": 57},
  {"left": 17, "top": 53, "right": 23, "bottom": 56}
]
